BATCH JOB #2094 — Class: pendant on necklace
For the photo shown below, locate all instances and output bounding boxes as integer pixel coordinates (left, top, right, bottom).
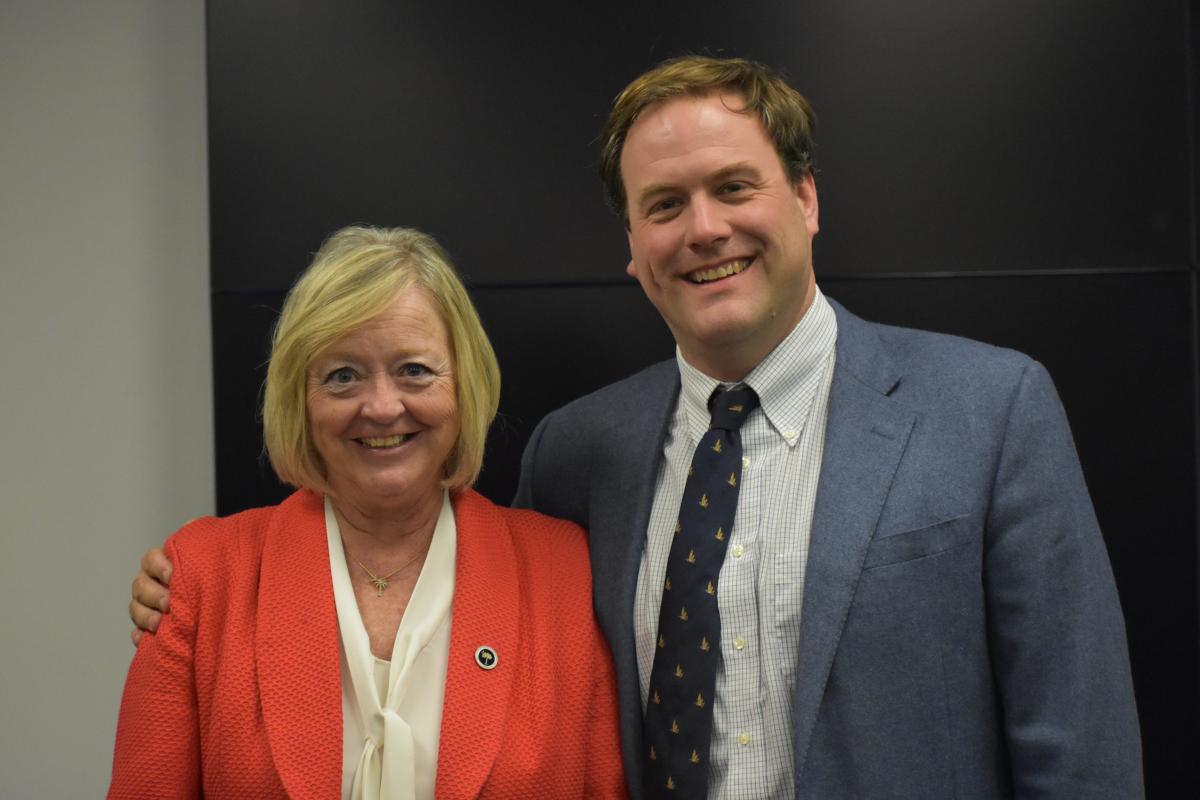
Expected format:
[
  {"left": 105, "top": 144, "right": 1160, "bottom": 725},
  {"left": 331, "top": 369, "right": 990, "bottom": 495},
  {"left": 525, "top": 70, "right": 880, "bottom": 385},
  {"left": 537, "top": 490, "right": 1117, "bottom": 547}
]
[{"left": 371, "top": 577, "right": 389, "bottom": 596}]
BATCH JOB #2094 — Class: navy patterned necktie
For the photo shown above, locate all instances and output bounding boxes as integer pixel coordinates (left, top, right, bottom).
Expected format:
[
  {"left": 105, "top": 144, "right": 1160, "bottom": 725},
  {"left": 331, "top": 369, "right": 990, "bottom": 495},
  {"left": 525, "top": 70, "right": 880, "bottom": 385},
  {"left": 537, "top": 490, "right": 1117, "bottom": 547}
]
[{"left": 643, "top": 385, "right": 760, "bottom": 798}]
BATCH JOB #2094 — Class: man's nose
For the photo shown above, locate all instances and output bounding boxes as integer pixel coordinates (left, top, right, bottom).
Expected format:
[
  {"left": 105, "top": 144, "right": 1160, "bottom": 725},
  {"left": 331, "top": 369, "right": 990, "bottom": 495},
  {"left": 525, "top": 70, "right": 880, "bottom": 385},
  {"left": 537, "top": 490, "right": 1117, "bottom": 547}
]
[{"left": 685, "top": 195, "right": 732, "bottom": 248}]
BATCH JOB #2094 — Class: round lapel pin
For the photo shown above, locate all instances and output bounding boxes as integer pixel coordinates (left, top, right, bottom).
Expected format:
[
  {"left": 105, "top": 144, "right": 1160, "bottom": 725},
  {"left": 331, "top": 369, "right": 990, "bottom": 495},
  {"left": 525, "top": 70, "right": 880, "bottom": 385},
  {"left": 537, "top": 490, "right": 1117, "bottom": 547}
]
[{"left": 474, "top": 646, "right": 498, "bottom": 670}]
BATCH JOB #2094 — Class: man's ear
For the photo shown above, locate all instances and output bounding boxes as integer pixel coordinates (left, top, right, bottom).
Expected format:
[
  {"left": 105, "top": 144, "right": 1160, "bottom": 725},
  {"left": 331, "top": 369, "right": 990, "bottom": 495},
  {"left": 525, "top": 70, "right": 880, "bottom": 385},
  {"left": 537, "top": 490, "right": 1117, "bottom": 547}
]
[
  {"left": 626, "top": 258, "right": 637, "bottom": 278},
  {"left": 626, "top": 229, "right": 637, "bottom": 277},
  {"left": 794, "top": 172, "right": 819, "bottom": 235}
]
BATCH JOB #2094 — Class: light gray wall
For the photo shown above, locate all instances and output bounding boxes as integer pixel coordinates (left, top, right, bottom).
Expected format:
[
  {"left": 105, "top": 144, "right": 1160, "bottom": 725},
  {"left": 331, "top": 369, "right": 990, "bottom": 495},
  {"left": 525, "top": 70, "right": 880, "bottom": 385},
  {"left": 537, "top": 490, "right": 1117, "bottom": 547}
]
[{"left": 0, "top": 1, "right": 212, "bottom": 795}]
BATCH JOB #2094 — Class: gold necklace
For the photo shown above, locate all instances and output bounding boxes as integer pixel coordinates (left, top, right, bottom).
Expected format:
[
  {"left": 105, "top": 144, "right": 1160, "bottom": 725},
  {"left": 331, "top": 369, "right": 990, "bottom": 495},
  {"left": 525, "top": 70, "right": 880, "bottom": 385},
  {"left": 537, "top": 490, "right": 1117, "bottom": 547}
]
[{"left": 353, "top": 551, "right": 425, "bottom": 597}]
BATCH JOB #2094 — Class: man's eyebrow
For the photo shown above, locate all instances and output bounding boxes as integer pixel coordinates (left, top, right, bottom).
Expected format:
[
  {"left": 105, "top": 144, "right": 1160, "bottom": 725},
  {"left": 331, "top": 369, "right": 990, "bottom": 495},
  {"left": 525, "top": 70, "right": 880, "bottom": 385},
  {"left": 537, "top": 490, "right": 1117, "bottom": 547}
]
[
  {"left": 708, "top": 162, "right": 762, "bottom": 183},
  {"left": 633, "top": 162, "right": 765, "bottom": 211},
  {"left": 634, "top": 181, "right": 680, "bottom": 212}
]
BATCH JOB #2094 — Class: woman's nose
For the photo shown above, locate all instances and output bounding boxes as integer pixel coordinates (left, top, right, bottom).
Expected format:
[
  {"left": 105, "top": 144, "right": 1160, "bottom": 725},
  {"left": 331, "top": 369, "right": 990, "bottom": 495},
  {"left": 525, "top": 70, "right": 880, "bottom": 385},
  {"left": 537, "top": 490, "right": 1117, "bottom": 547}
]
[{"left": 360, "top": 378, "right": 406, "bottom": 421}]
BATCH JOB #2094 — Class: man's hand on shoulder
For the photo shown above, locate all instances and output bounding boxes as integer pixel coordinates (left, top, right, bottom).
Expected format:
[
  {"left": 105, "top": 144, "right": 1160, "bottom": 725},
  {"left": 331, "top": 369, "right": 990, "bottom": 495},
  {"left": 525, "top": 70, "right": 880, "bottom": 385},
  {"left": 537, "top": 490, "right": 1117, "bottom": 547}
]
[{"left": 129, "top": 547, "right": 172, "bottom": 646}]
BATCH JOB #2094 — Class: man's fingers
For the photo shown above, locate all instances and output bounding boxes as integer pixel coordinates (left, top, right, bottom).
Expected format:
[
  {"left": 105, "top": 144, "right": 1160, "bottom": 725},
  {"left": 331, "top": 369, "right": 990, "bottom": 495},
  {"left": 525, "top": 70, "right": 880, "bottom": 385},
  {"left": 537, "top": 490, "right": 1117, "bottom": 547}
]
[
  {"left": 128, "top": 545, "right": 172, "bottom": 645},
  {"left": 140, "top": 547, "right": 172, "bottom": 586},
  {"left": 128, "top": 587, "right": 164, "bottom": 633},
  {"left": 131, "top": 570, "right": 169, "bottom": 611}
]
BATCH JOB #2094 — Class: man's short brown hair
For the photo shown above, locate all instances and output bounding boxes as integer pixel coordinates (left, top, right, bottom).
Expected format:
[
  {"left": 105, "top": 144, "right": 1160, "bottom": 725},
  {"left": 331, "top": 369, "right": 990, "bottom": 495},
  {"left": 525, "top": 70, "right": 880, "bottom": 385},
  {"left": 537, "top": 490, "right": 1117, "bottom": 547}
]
[{"left": 598, "top": 55, "right": 817, "bottom": 220}]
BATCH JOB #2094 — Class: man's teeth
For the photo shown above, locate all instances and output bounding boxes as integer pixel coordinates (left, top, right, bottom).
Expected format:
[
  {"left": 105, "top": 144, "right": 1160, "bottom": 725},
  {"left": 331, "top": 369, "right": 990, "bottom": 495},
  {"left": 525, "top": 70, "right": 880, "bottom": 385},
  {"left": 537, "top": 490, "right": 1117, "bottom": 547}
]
[
  {"left": 359, "top": 434, "right": 408, "bottom": 448},
  {"left": 689, "top": 259, "right": 750, "bottom": 284}
]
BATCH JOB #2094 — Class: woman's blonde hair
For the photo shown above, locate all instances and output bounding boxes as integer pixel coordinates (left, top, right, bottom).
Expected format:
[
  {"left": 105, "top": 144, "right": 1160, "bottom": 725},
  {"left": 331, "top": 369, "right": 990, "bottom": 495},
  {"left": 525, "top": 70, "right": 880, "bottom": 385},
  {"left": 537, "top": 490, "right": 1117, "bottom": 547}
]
[{"left": 262, "top": 226, "right": 500, "bottom": 493}]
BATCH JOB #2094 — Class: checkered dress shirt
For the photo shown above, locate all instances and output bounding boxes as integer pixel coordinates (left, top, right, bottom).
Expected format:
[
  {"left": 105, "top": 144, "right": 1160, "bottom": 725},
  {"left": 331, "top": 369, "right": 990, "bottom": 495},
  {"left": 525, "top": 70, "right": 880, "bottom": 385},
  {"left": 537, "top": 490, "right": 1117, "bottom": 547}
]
[{"left": 634, "top": 287, "right": 838, "bottom": 799}]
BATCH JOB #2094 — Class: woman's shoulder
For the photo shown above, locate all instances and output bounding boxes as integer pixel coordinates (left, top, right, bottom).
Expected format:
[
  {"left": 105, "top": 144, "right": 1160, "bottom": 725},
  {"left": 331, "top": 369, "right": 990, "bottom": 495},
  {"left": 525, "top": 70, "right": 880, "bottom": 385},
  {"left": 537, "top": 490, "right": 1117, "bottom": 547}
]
[
  {"left": 152, "top": 490, "right": 326, "bottom": 635},
  {"left": 166, "top": 489, "right": 321, "bottom": 566},
  {"left": 453, "top": 489, "right": 588, "bottom": 562}
]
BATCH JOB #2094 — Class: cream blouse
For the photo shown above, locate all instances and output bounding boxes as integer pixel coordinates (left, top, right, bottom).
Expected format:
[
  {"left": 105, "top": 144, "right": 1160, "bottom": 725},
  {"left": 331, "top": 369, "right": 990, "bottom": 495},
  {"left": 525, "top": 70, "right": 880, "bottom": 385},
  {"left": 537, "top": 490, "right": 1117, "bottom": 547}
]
[{"left": 325, "top": 493, "right": 456, "bottom": 800}]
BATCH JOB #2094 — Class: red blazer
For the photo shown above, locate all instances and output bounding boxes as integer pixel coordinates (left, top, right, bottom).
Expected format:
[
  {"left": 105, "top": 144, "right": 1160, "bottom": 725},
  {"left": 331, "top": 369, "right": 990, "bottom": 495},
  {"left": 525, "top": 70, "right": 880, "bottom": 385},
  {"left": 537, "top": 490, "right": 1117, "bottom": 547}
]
[{"left": 109, "top": 489, "right": 628, "bottom": 799}]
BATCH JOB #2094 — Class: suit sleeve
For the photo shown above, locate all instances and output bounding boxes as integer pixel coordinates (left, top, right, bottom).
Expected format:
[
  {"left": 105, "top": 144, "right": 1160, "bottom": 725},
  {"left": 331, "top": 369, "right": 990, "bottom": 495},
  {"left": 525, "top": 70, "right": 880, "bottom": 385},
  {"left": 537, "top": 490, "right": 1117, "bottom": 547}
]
[
  {"left": 984, "top": 361, "right": 1143, "bottom": 797},
  {"left": 108, "top": 535, "right": 201, "bottom": 799},
  {"left": 513, "top": 411, "right": 551, "bottom": 511}
]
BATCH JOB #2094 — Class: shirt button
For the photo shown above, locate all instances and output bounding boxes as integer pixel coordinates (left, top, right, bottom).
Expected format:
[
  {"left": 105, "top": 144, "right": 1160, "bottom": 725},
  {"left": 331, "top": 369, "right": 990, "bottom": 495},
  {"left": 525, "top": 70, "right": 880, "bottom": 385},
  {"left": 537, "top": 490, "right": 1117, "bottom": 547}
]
[
  {"left": 784, "top": 429, "right": 798, "bottom": 439},
  {"left": 731, "top": 544, "right": 744, "bottom": 559},
  {"left": 742, "top": 457, "right": 750, "bottom": 468},
  {"left": 734, "top": 637, "right": 745, "bottom": 651},
  {"left": 738, "top": 732, "right": 751, "bottom": 746}
]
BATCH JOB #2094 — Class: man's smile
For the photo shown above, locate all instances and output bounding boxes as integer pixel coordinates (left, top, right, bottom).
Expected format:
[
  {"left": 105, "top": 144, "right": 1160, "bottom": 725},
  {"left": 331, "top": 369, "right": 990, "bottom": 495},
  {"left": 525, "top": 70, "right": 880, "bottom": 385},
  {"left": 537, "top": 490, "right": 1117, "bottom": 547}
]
[{"left": 687, "top": 257, "right": 752, "bottom": 284}]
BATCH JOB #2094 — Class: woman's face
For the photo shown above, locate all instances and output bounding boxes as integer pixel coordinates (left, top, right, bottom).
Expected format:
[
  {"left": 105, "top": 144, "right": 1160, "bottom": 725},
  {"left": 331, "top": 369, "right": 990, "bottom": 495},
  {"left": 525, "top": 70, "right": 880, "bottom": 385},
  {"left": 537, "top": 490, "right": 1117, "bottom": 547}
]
[{"left": 306, "top": 288, "right": 459, "bottom": 515}]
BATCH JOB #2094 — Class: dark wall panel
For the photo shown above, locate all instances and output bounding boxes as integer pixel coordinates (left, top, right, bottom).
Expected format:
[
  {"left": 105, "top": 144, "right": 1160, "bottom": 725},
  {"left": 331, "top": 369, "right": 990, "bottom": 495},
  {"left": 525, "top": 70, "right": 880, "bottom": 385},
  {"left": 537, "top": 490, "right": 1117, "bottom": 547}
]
[
  {"left": 210, "top": 291, "right": 288, "bottom": 514},
  {"left": 207, "top": 0, "right": 1191, "bottom": 291}
]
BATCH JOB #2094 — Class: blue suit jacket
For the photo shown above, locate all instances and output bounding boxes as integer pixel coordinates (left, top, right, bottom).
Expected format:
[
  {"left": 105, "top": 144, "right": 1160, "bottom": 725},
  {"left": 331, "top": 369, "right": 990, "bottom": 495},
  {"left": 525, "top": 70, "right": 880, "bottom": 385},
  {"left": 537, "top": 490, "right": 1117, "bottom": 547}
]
[{"left": 514, "top": 299, "right": 1142, "bottom": 798}]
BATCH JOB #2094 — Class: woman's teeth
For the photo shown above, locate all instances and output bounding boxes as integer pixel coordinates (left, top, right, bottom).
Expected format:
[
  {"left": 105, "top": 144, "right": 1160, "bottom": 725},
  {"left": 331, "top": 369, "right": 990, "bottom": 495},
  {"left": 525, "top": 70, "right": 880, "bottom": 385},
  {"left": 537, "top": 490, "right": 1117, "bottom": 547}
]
[
  {"left": 690, "top": 259, "right": 749, "bottom": 284},
  {"left": 359, "top": 434, "right": 408, "bottom": 448}
]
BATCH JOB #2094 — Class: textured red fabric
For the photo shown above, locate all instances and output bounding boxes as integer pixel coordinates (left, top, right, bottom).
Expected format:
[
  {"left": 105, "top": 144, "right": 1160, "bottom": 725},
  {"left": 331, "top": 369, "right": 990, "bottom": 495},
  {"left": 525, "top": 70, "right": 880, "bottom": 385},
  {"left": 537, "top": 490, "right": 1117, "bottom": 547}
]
[{"left": 109, "top": 489, "right": 628, "bottom": 799}]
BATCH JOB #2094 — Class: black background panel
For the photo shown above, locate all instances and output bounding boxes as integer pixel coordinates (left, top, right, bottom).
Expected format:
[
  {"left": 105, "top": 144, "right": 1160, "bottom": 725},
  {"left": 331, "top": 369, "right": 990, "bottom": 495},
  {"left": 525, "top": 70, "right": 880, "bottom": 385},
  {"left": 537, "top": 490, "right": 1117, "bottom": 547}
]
[{"left": 207, "top": 0, "right": 1199, "bottom": 793}]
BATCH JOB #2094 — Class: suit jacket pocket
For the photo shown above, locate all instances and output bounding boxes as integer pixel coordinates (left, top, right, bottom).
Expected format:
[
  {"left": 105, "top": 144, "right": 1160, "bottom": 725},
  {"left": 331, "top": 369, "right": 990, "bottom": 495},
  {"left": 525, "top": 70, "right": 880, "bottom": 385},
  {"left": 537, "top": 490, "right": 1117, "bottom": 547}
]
[{"left": 863, "top": 511, "right": 979, "bottom": 570}]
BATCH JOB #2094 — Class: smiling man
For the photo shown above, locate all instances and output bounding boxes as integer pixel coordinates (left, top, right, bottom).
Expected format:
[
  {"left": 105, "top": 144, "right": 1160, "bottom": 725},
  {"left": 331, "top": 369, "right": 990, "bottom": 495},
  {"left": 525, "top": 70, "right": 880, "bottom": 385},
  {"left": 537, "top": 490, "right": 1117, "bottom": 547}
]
[
  {"left": 513, "top": 57, "right": 1143, "bottom": 798},
  {"left": 129, "top": 56, "right": 1143, "bottom": 799}
]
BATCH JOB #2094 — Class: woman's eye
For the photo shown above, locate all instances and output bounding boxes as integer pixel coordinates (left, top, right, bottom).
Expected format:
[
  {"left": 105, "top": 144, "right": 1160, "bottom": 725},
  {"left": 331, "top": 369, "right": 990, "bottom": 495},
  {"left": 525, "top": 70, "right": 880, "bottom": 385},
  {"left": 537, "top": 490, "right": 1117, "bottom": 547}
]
[
  {"left": 326, "top": 367, "right": 356, "bottom": 385},
  {"left": 400, "top": 363, "right": 430, "bottom": 378}
]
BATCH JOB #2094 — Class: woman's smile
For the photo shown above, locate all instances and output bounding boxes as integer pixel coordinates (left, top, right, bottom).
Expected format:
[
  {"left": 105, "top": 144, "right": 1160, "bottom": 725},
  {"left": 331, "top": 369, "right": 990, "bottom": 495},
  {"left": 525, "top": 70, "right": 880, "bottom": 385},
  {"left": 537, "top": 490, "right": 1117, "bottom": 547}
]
[{"left": 356, "top": 433, "right": 414, "bottom": 449}]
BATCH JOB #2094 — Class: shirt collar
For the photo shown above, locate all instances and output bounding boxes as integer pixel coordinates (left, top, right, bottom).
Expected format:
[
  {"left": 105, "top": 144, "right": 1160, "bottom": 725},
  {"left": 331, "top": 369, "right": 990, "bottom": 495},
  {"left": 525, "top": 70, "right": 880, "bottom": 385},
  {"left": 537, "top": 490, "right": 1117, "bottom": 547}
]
[{"left": 676, "top": 285, "right": 838, "bottom": 446}]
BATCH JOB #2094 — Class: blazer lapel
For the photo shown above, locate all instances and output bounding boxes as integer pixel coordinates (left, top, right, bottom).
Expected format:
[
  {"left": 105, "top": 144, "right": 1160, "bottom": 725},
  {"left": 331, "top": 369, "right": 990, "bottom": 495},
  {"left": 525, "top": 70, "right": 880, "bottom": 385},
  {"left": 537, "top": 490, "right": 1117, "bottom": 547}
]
[
  {"left": 435, "top": 490, "right": 520, "bottom": 799},
  {"left": 256, "top": 490, "right": 344, "bottom": 800},
  {"left": 791, "top": 302, "right": 914, "bottom": 781}
]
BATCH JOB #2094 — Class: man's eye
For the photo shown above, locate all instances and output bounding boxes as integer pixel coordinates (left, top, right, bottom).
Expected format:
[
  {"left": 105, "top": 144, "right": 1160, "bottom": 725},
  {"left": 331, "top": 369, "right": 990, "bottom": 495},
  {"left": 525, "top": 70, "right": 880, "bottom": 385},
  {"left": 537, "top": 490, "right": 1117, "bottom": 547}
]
[
  {"left": 325, "top": 367, "right": 356, "bottom": 385},
  {"left": 648, "top": 198, "right": 681, "bottom": 215},
  {"left": 720, "top": 181, "right": 748, "bottom": 194}
]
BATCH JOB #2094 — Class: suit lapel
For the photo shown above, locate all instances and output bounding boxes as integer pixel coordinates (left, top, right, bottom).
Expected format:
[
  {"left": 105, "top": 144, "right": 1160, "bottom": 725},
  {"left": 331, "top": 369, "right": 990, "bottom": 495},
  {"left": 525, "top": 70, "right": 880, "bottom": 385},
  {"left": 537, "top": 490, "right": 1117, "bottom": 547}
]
[
  {"left": 587, "top": 361, "right": 679, "bottom": 795},
  {"left": 435, "top": 490, "right": 520, "bottom": 799},
  {"left": 589, "top": 362, "right": 679, "bottom": 640},
  {"left": 791, "top": 302, "right": 914, "bottom": 781},
  {"left": 256, "top": 490, "right": 344, "bottom": 800}
]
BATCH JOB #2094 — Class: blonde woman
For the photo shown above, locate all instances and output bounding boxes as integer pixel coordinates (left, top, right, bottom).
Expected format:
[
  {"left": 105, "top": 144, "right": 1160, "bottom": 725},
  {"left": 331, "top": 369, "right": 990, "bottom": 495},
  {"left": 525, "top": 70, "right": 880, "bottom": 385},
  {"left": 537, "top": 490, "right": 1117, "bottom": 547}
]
[{"left": 109, "top": 226, "right": 627, "bottom": 799}]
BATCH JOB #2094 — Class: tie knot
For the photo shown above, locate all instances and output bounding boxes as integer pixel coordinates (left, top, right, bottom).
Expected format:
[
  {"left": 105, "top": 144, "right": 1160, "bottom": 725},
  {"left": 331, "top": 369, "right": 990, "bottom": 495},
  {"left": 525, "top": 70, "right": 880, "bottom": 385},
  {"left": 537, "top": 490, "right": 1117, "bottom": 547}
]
[{"left": 708, "top": 386, "right": 759, "bottom": 431}]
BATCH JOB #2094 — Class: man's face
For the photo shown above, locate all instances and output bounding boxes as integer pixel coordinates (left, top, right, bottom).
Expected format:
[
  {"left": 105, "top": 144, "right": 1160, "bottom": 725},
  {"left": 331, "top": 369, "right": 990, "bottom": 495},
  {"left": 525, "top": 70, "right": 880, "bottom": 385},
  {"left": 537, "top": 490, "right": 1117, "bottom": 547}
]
[{"left": 621, "top": 92, "right": 819, "bottom": 381}]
